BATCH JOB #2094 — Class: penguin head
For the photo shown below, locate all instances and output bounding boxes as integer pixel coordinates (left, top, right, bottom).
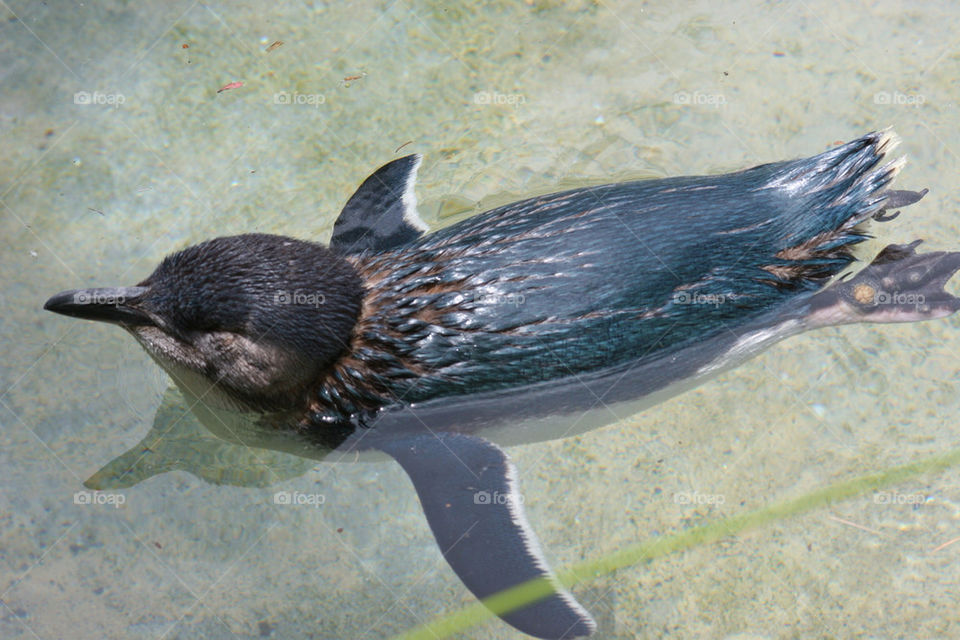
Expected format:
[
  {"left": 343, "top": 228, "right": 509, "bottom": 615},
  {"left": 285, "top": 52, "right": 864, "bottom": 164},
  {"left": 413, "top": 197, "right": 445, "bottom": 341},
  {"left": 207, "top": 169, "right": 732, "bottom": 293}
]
[{"left": 44, "top": 234, "right": 364, "bottom": 412}]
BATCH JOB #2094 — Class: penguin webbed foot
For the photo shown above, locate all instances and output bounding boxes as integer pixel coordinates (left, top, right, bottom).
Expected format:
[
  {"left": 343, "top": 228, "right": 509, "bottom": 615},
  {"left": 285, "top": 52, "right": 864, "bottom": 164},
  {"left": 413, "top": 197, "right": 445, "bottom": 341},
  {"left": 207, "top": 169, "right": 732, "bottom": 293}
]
[
  {"left": 872, "top": 188, "right": 929, "bottom": 222},
  {"left": 823, "top": 239, "right": 960, "bottom": 324},
  {"left": 872, "top": 210, "right": 900, "bottom": 222}
]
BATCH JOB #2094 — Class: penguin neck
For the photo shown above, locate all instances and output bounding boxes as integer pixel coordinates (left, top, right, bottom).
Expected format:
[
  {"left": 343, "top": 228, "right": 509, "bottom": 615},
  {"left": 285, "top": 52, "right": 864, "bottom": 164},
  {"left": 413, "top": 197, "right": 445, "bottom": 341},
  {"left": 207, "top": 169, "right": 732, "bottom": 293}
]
[{"left": 301, "top": 251, "right": 447, "bottom": 422}]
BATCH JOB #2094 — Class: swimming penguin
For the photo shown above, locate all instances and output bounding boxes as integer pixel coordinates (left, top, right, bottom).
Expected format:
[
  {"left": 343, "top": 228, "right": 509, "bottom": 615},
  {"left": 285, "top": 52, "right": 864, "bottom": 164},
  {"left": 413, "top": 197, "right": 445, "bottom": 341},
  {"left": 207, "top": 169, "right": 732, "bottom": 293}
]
[{"left": 44, "top": 130, "right": 960, "bottom": 639}]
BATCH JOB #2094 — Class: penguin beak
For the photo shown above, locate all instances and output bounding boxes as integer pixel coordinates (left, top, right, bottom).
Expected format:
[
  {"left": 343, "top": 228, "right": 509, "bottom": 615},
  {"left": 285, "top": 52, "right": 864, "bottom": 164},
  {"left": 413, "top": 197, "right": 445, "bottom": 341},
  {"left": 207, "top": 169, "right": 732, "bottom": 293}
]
[{"left": 43, "top": 286, "right": 154, "bottom": 326}]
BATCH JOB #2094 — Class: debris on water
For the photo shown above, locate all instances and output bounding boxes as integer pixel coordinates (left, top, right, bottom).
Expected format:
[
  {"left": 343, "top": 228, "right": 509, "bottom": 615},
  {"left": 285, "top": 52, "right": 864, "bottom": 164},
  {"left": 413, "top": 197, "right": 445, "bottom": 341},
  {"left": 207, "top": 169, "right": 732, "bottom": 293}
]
[
  {"left": 342, "top": 72, "right": 367, "bottom": 87},
  {"left": 826, "top": 514, "right": 881, "bottom": 535},
  {"left": 217, "top": 81, "right": 244, "bottom": 94},
  {"left": 932, "top": 536, "right": 960, "bottom": 553}
]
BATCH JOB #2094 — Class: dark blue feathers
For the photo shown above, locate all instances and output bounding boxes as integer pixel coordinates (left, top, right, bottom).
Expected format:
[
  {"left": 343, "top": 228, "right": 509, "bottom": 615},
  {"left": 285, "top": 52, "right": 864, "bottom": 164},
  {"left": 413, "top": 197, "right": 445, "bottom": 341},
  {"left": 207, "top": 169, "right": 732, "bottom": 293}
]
[{"left": 345, "top": 131, "right": 905, "bottom": 404}]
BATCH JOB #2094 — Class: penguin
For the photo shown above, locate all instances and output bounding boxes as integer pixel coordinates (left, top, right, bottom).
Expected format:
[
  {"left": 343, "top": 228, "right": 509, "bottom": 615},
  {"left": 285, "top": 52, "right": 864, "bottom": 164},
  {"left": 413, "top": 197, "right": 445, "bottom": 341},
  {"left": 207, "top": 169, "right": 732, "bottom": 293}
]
[{"left": 44, "top": 130, "right": 960, "bottom": 639}]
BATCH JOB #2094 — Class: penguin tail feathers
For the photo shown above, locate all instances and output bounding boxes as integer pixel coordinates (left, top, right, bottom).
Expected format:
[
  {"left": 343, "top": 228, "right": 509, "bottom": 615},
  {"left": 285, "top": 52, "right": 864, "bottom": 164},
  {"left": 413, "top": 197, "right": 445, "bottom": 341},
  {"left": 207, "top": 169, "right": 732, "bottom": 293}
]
[
  {"left": 758, "top": 130, "right": 927, "bottom": 289},
  {"left": 765, "top": 129, "right": 908, "bottom": 230}
]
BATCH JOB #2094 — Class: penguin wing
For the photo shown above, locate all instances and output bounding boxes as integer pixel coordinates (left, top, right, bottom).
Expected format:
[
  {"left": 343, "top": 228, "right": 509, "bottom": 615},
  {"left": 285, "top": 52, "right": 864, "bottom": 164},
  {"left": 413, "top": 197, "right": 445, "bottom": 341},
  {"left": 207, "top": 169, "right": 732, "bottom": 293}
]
[
  {"left": 375, "top": 432, "right": 596, "bottom": 639},
  {"left": 329, "top": 155, "right": 429, "bottom": 254}
]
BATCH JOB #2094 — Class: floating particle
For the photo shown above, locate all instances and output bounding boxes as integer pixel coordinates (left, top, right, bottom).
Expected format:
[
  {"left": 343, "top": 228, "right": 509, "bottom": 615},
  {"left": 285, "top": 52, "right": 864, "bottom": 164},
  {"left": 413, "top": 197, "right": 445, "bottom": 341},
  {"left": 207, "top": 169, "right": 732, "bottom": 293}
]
[{"left": 217, "top": 81, "right": 244, "bottom": 93}]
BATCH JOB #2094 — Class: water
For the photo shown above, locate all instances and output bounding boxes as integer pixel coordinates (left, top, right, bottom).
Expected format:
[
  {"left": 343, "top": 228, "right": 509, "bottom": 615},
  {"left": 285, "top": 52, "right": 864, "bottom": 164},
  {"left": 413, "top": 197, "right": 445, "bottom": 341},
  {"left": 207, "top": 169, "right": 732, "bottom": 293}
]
[{"left": 3, "top": 1, "right": 960, "bottom": 638}]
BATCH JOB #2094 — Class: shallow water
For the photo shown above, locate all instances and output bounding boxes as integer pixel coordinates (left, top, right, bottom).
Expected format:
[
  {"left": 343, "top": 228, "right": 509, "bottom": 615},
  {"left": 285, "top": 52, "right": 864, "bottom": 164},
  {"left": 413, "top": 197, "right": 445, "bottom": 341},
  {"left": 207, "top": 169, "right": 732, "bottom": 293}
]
[{"left": 3, "top": 1, "right": 960, "bottom": 638}]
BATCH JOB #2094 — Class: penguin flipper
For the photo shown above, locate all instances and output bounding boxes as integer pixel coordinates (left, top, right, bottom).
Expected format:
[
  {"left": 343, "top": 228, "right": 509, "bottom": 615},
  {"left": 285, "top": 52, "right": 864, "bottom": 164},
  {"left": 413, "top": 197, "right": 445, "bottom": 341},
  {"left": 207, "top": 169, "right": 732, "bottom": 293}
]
[
  {"left": 329, "top": 155, "right": 429, "bottom": 254},
  {"left": 376, "top": 433, "right": 596, "bottom": 639}
]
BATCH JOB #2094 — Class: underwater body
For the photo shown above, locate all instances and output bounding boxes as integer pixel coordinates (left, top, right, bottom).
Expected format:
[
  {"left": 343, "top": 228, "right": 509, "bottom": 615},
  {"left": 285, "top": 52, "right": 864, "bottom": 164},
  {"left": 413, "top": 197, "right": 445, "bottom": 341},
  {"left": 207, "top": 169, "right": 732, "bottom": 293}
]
[{"left": 45, "top": 131, "right": 960, "bottom": 638}]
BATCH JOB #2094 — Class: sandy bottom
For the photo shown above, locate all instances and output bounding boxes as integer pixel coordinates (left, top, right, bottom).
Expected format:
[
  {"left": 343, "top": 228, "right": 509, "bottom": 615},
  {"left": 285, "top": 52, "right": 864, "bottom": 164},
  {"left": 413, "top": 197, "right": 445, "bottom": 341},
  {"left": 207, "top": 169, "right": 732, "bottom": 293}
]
[{"left": 2, "top": 1, "right": 960, "bottom": 638}]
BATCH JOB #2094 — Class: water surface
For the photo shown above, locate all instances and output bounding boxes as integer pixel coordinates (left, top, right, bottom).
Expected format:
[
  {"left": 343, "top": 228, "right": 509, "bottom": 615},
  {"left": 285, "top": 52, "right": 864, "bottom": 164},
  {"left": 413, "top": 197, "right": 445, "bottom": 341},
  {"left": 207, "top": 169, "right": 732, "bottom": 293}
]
[{"left": 2, "top": 1, "right": 959, "bottom": 638}]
